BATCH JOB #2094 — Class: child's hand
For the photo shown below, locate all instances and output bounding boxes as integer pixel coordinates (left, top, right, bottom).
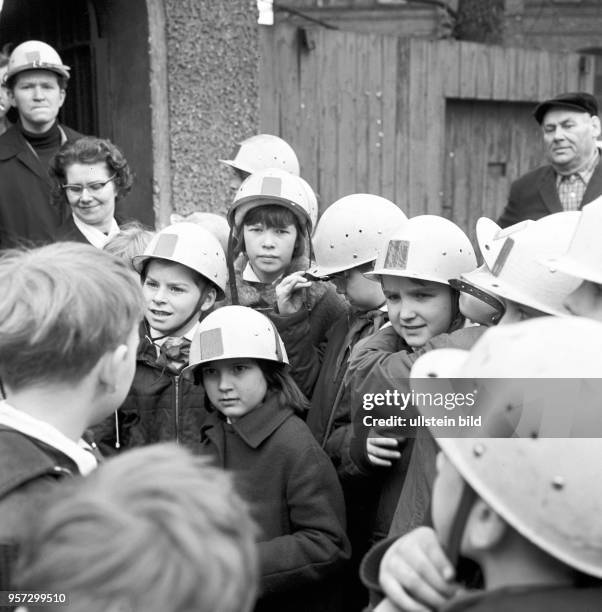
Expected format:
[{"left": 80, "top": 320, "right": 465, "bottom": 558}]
[
  {"left": 366, "top": 436, "right": 402, "bottom": 467},
  {"left": 379, "top": 527, "right": 458, "bottom": 612},
  {"left": 275, "top": 271, "right": 312, "bottom": 315}
]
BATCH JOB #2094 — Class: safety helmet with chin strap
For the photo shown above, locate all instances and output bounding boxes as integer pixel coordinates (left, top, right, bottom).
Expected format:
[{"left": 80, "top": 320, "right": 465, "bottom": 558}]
[
  {"left": 411, "top": 316, "right": 602, "bottom": 578},
  {"left": 462, "top": 212, "right": 581, "bottom": 317}
]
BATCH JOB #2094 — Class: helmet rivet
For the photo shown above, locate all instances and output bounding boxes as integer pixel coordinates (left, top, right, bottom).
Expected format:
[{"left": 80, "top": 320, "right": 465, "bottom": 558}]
[
  {"left": 473, "top": 443, "right": 485, "bottom": 457},
  {"left": 552, "top": 476, "right": 565, "bottom": 490},
  {"left": 353, "top": 254, "right": 357, "bottom": 258}
]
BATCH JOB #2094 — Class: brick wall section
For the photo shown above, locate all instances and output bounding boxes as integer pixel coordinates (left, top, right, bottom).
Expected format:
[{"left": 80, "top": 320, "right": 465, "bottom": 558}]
[{"left": 164, "top": 0, "right": 259, "bottom": 216}]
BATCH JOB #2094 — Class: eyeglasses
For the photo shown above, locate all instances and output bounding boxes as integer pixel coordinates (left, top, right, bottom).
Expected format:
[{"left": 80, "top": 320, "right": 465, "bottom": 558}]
[{"left": 62, "top": 175, "right": 116, "bottom": 197}]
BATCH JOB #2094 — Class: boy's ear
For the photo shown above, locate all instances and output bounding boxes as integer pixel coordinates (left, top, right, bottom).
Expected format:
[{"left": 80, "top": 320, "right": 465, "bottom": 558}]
[
  {"left": 199, "top": 286, "right": 217, "bottom": 312},
  {"left": 97, "top": 342, "right": 130, "bottom": 395},
  {"left": 463, "top": 498, "right": 507, "bottom": 554}
]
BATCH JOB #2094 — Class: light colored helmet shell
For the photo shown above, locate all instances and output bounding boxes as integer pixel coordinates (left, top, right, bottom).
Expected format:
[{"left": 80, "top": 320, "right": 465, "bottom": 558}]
[
  {"left": 463, "top": 212, "right": 581, "bottom": 316},
  {"left": 366, "top": 215, "right": 477, "bottom": 285},
  {"left": 188, "top": 305, "right": 289, "bottom": 367},
  {"left": 219, "top": 134, "right": 300, "bottom": 176},
  {"left": 5, "top": 40, "right": 70, "bottom": 83},
  {"left": 228, "top": 168, "right": 318, "bottom": 232},
  {"left": 546, "top": 195, "right": 602, "bottom": 284},
  {"left": 307, "top": 194, "right": 408, "bottom": 277},
  {"left": 132, "top": 222, "right": 228, "bottom": 301},
  {"left": 410, "top": 316, "right": 602, "bottom": 579}
]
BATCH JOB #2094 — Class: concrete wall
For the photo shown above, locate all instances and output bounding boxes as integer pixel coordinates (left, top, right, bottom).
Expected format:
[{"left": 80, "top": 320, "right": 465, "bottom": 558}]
[{"left": 163, "top": 0, "right": 259, "bottom": 219}]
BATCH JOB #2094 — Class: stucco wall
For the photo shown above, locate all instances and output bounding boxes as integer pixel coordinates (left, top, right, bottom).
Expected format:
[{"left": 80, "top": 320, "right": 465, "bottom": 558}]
[{"left": 164, "top": 0, "right": 259, "bottom": 218}]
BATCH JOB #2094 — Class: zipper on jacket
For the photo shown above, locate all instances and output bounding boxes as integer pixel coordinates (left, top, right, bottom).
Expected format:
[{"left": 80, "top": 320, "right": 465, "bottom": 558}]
[{"left": 174, "top": 375, "right": 180, "bottom": 444}]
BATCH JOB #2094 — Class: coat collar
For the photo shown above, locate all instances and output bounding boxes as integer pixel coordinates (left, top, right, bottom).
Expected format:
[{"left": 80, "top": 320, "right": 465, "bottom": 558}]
[{"left": 205, "top": 393, "right": 294, "bottom": 449}]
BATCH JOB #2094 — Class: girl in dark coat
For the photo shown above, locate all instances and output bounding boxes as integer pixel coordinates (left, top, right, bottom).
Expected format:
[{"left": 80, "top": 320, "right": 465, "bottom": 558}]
[{"left": 191, "top": 305, "right": 350, "bottom": 612}]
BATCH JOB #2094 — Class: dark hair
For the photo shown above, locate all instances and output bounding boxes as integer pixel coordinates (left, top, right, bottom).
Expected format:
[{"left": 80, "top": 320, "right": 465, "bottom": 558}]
[
  {"left": 49, "top": 137, "right": 133, "bottom": 209},
  {"left": 201, "top": 359, "right": 309, "bottom": 417},
  {"left": 235, "top": 205, "right": 305, "bottom": 259},
  {"left": 257, "top": 360, "right": 309, "bottom": 416}
]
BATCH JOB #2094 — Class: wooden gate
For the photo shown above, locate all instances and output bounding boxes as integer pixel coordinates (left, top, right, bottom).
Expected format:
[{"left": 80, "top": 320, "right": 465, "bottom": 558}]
[{"left": 259, "top": 25, "right": 594, "bottom": 234}]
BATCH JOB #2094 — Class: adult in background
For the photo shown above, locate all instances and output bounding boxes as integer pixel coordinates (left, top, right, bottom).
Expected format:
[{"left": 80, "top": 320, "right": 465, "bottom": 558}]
[
  {"left": 0, "top": 46, "right": 11, "bottom": 136},
  {"left": 50, "top": 137, "right": 132, "bottom": 248},
  {"left": 497, "top": 92, "right": 602, "bottom": 228},
  {"left": 0, "top": 40, "right": 82, "bottom": 249}
]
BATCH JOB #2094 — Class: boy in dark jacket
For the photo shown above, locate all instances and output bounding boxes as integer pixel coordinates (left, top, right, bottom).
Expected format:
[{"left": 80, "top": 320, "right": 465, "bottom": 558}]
[
  {"left": 93, "top": 222, "right": 227, "bottom": 453},
  {"left": 0, "top": 242, "right": 143, "bottom": 588}
]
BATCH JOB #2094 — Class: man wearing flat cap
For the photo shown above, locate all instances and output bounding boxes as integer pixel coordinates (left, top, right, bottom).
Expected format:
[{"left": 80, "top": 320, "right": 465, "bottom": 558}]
[{"left": 497, "top": 92, "right": 602, "bottom": 228}]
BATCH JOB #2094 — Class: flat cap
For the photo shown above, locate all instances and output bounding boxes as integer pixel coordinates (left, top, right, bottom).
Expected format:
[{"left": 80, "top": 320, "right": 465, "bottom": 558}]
[{"left": 533, "top": 92, "right": 599, "bottom": 124}]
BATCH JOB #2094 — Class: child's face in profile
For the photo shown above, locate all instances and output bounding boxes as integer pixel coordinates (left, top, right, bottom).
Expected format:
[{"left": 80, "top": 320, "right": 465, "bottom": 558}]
[
  {"left": 142, "top": 260, "right": 205, "bottom": 336},
  {"left": 243, "top": 222, "right": 298, "bottom": 283},
  {"left": 564, "top": 280, "right": 602, "bottom": 322},
  {"left": 381, "top": 275, "right": 454, "bottom": 348},
  {"left": 202, "top": 358, "right": 268, "bottom": 422}
]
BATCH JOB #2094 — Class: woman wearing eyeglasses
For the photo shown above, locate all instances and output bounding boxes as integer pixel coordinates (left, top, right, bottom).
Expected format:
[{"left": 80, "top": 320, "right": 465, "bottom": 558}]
[{"left": 50, "top": 137, "right": 133, "bottom": 248}]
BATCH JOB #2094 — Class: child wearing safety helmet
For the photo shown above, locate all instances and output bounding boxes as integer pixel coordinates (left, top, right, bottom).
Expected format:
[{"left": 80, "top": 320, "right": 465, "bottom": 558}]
[
  {"left": 301, "top": 193, "right": 407, "bottom": 611},
  {"left": 226, "top": 167, "right": 347, "bottom": 398},
  {"left": 394, "top": 317, "right": 602, "bottom": 612},
  {"left": 190, "top": 305, "right": 350, "bottom": 612},
  {"left": 220, "top": 133, "right": 300, "bottom": 194},
  {"left": 547, "top": 195, "right": 602, "bottom": 321},
  {"left": 92, "top": 222, "right": 228, "bottom": 453},
  {"left": 361, "top": 211, "right": 589, "bottom": 610},
  {"left": 343, "top": 215, "right": 477, "bottom": 547}
]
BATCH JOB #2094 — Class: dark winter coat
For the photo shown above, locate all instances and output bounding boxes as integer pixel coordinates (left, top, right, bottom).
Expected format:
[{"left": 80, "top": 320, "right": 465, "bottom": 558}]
[
  {"left": 344, "top": 325, "right": 487, "bottom": 543},
  {"left": 0, "top": 428, "right": 80, "bottom": 589},
  {"left": 0, "top": 123, "right": 83, "bottom": 249},
  {"left": 497, "top": 157, "right": 602, "bottom": 228},
  {"left": 92, "top": 327, "right": 208, "bottom": 454},
  {"left": 228, "top": 254, "right": 349, "bottom": 399},
  {"left": 200, "top": 394, "right": 350, "bottom": 612}
]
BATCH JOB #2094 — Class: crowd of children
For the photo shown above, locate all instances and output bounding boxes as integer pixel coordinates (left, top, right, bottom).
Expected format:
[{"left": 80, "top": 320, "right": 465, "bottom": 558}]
[{"left": 0, "top": 129, "right": 601, "bottom": 612}]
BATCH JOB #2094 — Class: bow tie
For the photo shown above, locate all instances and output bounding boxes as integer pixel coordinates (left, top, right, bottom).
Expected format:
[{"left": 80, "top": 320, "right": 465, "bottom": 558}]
[{"left": 156, "top": 337, "right": 191, "bottom": 374}]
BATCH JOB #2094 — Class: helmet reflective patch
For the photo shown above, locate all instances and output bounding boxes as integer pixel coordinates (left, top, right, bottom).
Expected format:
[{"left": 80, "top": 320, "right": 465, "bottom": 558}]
[
  {"left": 25, "top": 51, "right": 41, "bottom": 63},
  {"left": 260, "top": 176, "right": 282, "bottom": 197},
  {"left": 152, "top": 233, "right": 178, "bottom": 258},
  {"left": 384, "top": 240, "right": 409, "bottom": 270},
  {"left": 199, "top": 328, "right": 224, "bottom": 360},
  {"left": 491, "top": 237, "right": 514, "bottom": 277}
]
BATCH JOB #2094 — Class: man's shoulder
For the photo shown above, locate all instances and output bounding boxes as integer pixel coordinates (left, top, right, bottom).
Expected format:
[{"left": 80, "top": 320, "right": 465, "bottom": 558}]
[
  {"left": 61, "top": 124, "right": 85, "bottom": 141},
  {"left": 0, "top": 125, "right": 25, "bottom": 160}
]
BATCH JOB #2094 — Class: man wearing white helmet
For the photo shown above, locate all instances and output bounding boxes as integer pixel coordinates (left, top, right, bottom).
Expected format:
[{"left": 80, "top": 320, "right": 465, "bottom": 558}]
[{"left": 0, "top": 40, "right": 82, "bottom": 249}]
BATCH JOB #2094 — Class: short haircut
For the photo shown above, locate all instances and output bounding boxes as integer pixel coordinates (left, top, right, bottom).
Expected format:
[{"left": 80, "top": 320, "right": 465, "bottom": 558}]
[
  {"left": 103, "top": 222, "right": 155, "bottom": 272},
  {"left": 236, "top": 204, "right": 305, "bottom": 259},
  {"left": 0, "top": 242, "right": 144, "bottom": 391},
  {"left": 49, "top": 137, "right": 133, "bottom": 208},
  {"left": 14, "top": 444, "right": 259, "bottom": 612}
]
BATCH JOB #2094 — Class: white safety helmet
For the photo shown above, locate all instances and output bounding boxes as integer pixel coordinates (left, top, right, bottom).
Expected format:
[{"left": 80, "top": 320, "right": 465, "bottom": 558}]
[
  {"left": 219, "top": 134, "right": 300, "bottom": 176},
  {"left": 546, "top": 195, "right": 602, "bottom": 284},
  {"left": 366, "top": 215, "right": 477, "bottom": 285},
  {"left": 189, "top": 305, "right": 288, "bottom": 368},
  {"left": 462, "top": 212, "right": 581, "bottom": 316},
  {"left": 4, "top": 40, "right": 70, "bottom": 84},
  {"left": 411, "top": 316, "right": 602, "bottom": 578},
  {"left": 307, "top": 194, "right": 408, "bottom": 277},
  {"left": 228, "top": 167, "right": 318, "bottom": 232},
  {"left": 132, "top": 222, "right": 228, "bottom": 301}
]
